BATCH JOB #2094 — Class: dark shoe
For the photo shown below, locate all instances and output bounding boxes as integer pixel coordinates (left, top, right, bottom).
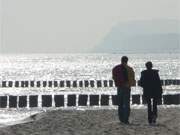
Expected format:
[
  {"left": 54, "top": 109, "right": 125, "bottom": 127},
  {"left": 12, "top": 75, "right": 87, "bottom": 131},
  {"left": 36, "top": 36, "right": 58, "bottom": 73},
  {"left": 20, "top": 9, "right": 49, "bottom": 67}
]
[
  {"left": 149, "top": 122, "right": 156, "bottom": 126},
  {"left": 125, "top": 121, "right": 129, "bottom": 124},
  {"left": 152, "top": 115, "right": 157, "bottom": 123},
  {"left": 148, "top": 119, "right": 152, "bottom": 124},
  {"left": 122, "top": 121, "right": 130, "bottom": 125}
]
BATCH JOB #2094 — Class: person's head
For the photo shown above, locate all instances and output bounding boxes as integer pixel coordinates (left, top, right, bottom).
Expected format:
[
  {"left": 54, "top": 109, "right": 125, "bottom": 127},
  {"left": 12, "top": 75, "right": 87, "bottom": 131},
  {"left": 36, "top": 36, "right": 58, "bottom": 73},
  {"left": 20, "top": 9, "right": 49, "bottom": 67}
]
[
  {"left": 145, "top": 61, "right": 153, "bottom": 70},
  {"left": 121, "top": 56, "right": 128, "bottom": 64}
]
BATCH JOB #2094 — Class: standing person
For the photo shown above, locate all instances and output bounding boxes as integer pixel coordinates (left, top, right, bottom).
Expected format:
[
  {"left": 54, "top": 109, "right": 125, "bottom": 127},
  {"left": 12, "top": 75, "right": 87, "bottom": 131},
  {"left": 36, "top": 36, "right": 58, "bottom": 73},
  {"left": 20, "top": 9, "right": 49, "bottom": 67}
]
[
  {"left": 139, "top": 61, "right": 162, "bottom": 125},
  {"left": 112, "top": 56, "right": 136, "bottom": 124}
]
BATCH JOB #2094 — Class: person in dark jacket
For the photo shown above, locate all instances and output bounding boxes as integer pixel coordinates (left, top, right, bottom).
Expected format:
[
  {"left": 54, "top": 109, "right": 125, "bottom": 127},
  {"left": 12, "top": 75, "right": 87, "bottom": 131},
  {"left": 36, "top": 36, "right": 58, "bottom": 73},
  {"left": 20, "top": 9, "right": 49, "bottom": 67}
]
[
  {"left": 112, "top": 56, "right": 135, "bottom": 124},
  {"left": 139, "top": 61, "right": 162, "bottom": 125}
]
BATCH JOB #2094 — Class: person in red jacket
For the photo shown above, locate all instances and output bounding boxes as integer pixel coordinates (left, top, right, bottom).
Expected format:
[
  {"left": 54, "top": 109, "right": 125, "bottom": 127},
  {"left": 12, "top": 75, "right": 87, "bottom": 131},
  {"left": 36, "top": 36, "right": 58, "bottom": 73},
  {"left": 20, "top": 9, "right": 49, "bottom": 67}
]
[{"left": 112, "top": 56, "right": 135, "bottom": 124}]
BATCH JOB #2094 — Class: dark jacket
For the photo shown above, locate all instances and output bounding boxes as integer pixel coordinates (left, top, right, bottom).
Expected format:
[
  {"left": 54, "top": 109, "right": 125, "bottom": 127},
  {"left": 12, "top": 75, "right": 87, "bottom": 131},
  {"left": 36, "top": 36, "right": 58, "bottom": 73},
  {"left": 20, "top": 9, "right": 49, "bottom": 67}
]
[{"left": 139, "top": 69, "right": 162, "bottom": 99}]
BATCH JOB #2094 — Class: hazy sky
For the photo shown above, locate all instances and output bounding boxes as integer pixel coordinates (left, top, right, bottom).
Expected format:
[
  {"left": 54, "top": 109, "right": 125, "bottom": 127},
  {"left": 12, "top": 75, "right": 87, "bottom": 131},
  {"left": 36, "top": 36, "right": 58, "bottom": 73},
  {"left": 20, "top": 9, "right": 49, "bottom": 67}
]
[{"left": 0, "top": 0, "right": 180, "bottom": 53}]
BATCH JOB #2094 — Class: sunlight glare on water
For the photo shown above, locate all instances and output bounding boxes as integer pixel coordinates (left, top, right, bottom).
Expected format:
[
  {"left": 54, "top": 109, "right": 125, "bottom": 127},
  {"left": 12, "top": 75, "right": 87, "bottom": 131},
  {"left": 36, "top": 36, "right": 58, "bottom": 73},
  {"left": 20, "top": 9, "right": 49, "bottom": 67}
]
[{"left": 0, "top": 53, "right": 179, "bottom": 81}]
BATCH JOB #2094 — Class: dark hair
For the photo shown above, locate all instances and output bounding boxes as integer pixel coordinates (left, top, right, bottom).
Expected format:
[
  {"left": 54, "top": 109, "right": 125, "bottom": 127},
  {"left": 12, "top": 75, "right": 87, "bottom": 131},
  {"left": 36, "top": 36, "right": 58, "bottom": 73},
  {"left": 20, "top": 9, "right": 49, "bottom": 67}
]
[
  {"left": 121, "top": 56, "right": 128, "bottom": 64},
  {"left": 145, "top": 61, "right": 153, "bottom": 69}
]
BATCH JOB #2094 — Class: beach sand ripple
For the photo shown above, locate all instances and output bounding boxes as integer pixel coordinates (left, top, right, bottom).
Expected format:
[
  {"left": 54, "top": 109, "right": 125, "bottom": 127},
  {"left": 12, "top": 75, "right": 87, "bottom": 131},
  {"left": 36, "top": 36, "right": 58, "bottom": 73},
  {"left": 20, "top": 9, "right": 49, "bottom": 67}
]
[{"left": 0, "top": 108, "right": 179, "bottom": 135}]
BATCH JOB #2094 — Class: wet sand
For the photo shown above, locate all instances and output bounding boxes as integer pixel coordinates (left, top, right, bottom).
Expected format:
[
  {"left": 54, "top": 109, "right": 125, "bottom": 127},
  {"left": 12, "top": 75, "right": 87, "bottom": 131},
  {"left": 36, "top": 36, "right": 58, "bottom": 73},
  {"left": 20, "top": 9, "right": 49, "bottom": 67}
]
[{"left": 0, "top": 107, "right": 179, "bottom": 135}]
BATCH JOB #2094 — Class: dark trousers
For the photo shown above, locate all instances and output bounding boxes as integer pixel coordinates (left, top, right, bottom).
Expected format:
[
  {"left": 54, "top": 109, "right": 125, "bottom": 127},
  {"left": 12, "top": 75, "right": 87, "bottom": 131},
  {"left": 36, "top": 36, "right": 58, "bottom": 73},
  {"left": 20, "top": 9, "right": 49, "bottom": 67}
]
[
  {"left": 117, "top": 87, "right": 130, "bottom": 123},
  {"left": 146, "top": 97, "right": 158, "bottom": 123}
]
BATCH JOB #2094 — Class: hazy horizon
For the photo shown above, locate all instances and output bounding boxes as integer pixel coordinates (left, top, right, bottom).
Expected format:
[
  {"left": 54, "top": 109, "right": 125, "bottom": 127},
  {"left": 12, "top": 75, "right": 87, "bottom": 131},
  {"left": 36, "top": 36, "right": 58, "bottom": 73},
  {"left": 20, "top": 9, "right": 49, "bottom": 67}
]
[{"left": 0, "top": 0, "right": 180, "bottom": 54}]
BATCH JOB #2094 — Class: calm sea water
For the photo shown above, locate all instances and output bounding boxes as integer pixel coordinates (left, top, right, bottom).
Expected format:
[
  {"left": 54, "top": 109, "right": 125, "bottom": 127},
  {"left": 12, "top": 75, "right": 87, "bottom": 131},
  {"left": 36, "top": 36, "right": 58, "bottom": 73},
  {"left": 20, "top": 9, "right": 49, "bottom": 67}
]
[{"left": 0, "top": 53, "right": 180, "bottom": 126}]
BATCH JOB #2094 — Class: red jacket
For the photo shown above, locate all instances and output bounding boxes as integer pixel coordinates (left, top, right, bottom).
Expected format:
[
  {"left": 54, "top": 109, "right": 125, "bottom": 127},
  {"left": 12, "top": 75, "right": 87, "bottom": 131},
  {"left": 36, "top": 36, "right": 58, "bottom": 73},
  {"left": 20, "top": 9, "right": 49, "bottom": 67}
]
[
  {"left": 112, "top": 64, "right": 136, "bottom": 87},
  {"left": 112, "top": 64, "right": 128, "bottom": 87}
]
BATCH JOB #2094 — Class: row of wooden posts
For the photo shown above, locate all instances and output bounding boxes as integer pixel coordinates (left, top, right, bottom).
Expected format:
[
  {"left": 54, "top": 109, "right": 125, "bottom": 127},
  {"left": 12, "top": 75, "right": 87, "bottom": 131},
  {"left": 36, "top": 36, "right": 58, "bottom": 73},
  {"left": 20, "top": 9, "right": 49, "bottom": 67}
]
[
  {"left": 1, "top": 79, "right": 180, "bottom": 88},
  {"left": 0, "top": 94, "right": 180, "bottom": 108}
]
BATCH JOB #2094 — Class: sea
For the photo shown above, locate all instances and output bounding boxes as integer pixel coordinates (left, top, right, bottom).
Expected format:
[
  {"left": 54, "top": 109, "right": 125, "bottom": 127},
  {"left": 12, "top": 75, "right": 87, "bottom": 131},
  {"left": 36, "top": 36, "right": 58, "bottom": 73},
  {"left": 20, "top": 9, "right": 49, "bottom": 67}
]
[{"left": 0, "top": 53, "right": 180, "bottom": 127}]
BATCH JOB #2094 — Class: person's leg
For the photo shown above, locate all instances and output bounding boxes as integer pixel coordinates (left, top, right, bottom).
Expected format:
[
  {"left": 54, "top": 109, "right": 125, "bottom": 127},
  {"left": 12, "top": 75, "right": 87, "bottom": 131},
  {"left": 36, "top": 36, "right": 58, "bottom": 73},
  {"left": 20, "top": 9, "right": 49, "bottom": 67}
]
[
  {"left": 152, "top": 98, "right": 158, "bottom": 123},
  {"left": 117, "top": 87, "right": 124, "bottom": 122},
  {"left": 146, "top": 98, "right": 152, "bottom": 124},
  {"left": 122, "top": 87, "right": 130, "bottom": 124}
]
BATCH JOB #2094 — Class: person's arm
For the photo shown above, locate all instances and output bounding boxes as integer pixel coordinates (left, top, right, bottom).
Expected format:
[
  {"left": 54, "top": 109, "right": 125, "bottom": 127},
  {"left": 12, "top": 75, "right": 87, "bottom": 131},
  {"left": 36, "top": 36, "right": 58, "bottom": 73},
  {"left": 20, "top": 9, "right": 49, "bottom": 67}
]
[
  {"left": 156, "top": 71, "right": 163, "bottom": 94},
  {"left": 112, "top": 67, "right": 115, "bottom": 80},
  {"left": 131, "top": 68, "right": 136, "bottom": 86},
  {"left": 139, "top": 72, "right": 144, "bottom": 87}
]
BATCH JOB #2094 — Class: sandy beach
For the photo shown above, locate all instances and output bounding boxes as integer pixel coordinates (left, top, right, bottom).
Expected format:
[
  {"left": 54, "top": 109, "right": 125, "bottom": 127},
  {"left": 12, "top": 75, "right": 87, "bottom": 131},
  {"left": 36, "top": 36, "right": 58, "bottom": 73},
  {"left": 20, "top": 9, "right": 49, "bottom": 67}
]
[{"left": 0, "top": 107, "right": 179, "bottom": 135}]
